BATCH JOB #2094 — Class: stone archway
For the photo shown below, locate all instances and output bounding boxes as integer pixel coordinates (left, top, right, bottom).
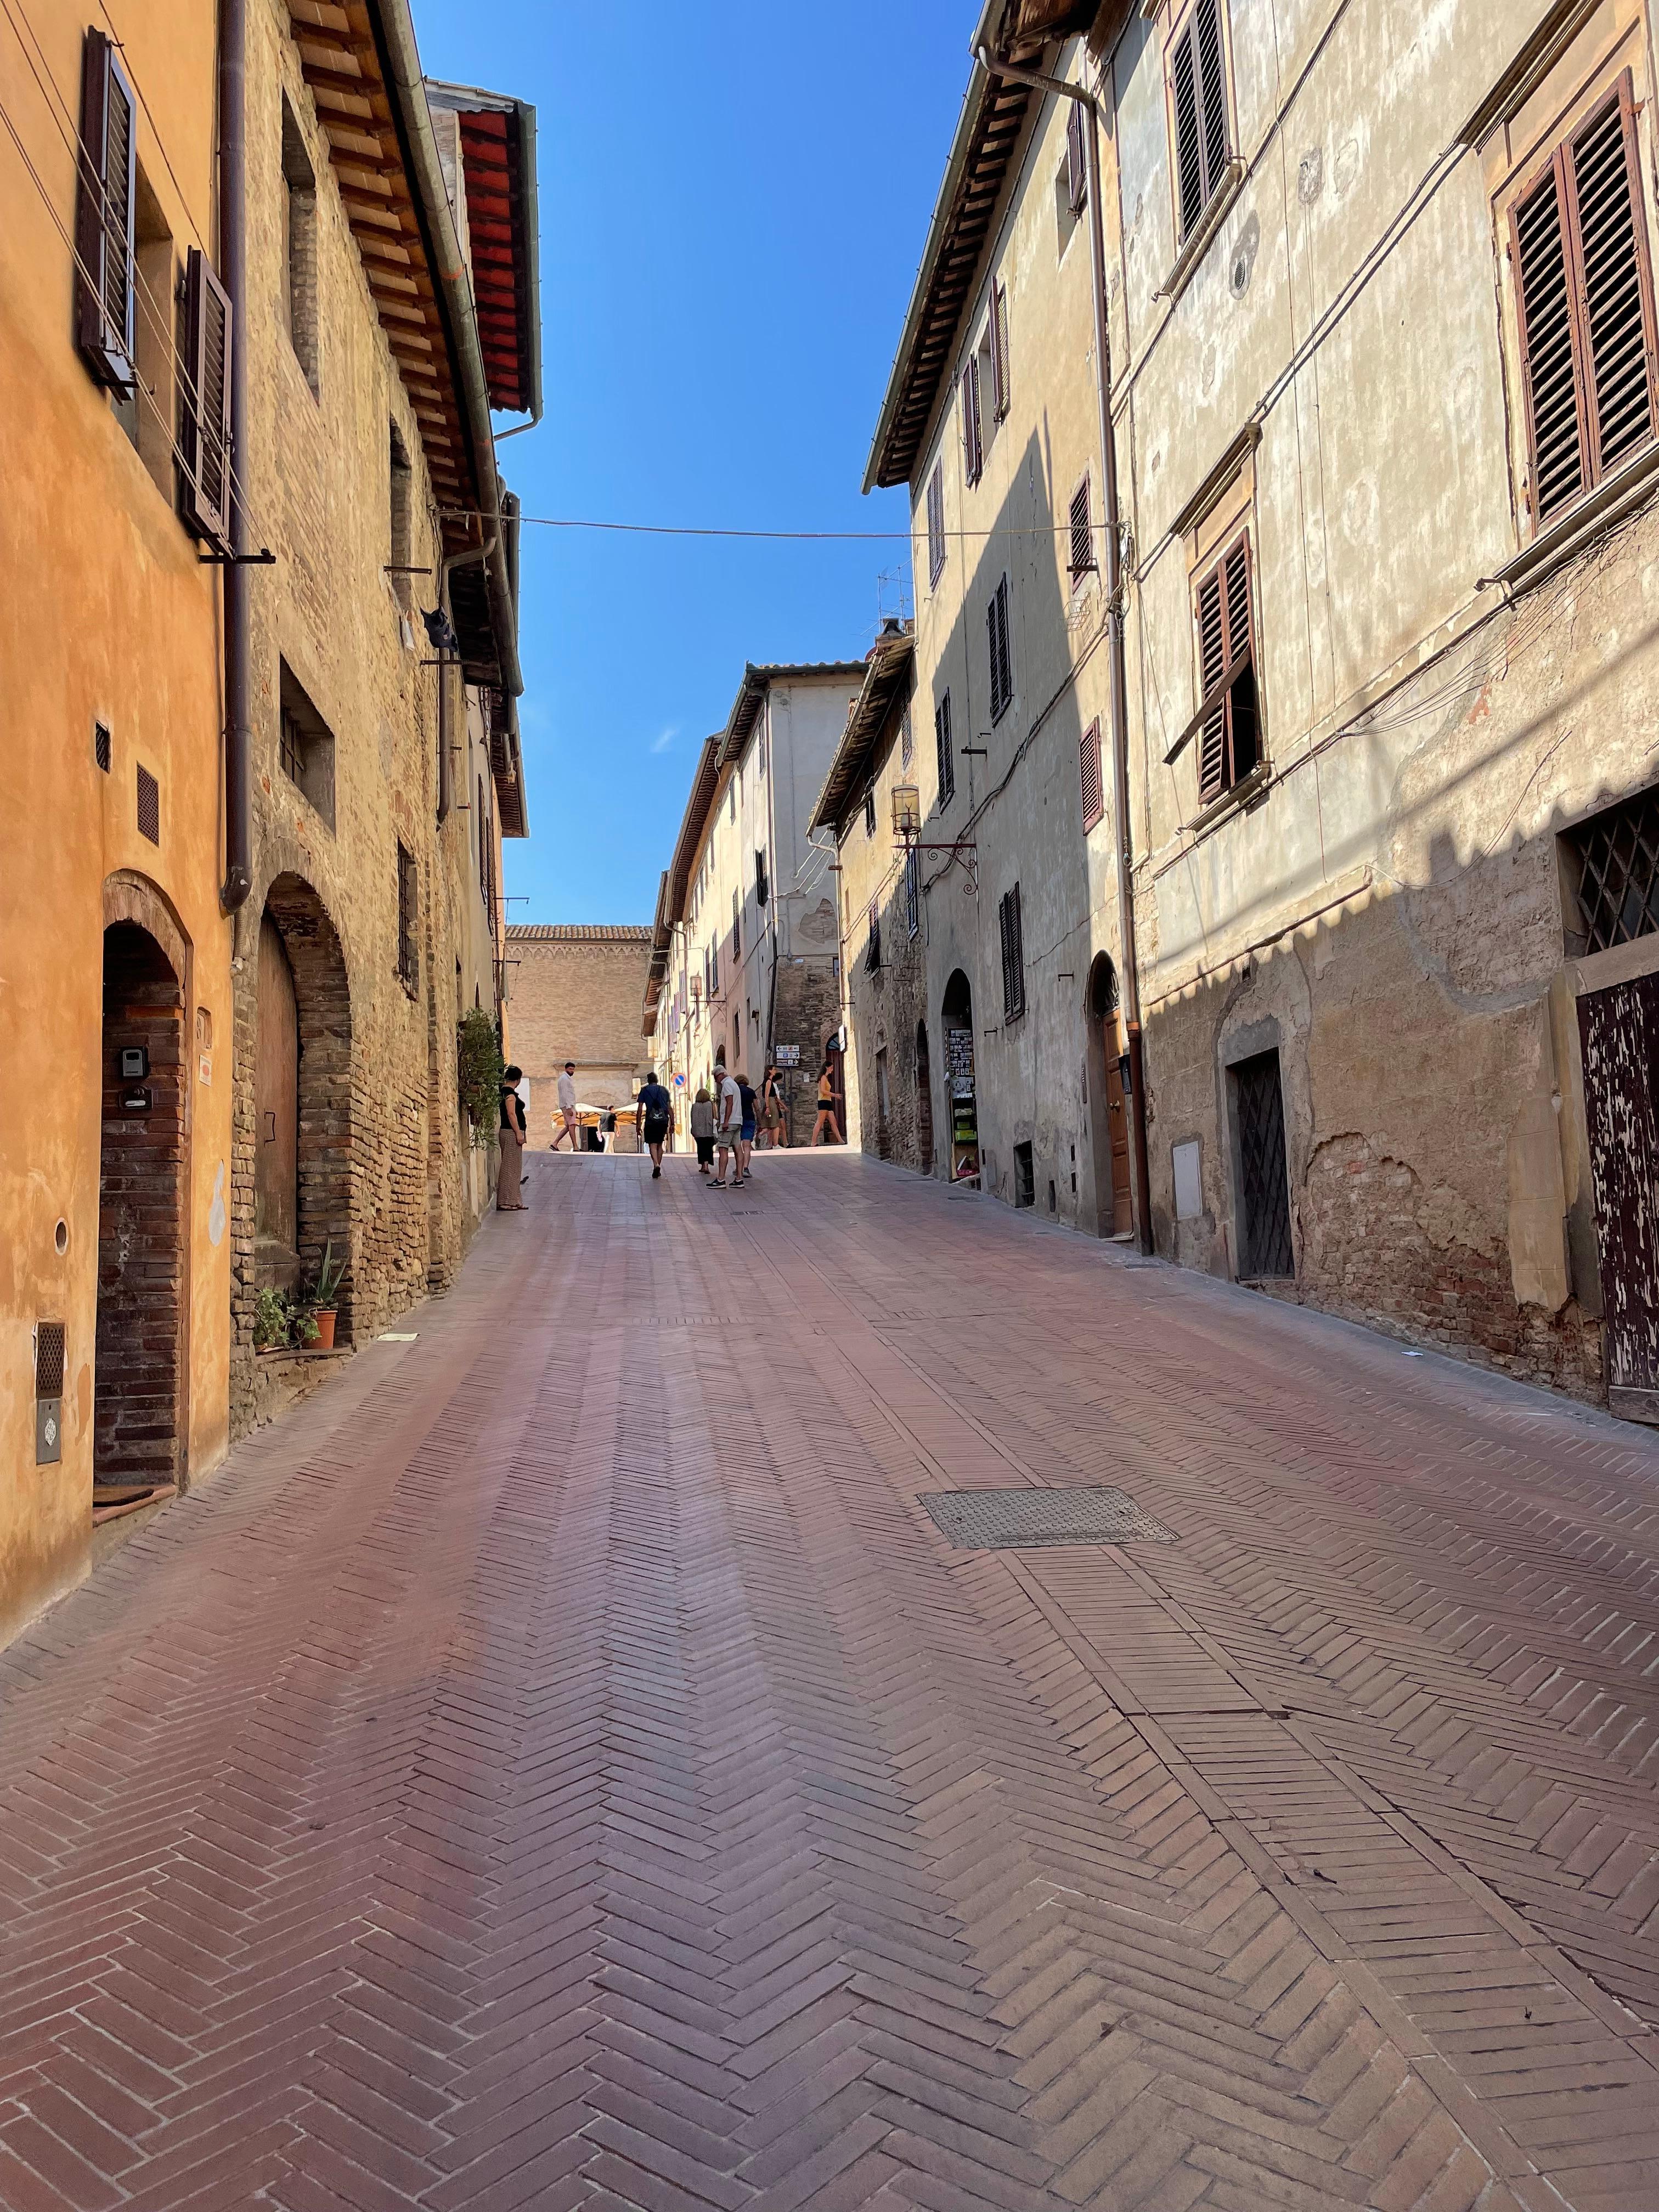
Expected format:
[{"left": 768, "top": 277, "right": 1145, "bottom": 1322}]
[
  {"left": 249, "top": 874, "right": 353, "bottom": 1331},
  {"left": 941, "top": 969, "right": 977, "bottom": 1184},
  {"left": 1086, "top": 953, "right": 1133, "bottom": 1237}
]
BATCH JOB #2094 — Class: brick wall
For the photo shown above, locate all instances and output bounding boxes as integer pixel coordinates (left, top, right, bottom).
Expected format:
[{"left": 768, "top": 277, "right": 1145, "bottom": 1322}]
[
  {"left": 507, "top": 930, "right": 654, "bottom": 1141},
  {"left": 96, "top": 926, "right": 184, "bottom": 1488}
]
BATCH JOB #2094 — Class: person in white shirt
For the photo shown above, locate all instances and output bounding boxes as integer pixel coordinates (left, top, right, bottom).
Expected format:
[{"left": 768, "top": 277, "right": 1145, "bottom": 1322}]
[
  {"left": 708, "top": 1065, "right": 742, "bottom": 1189},
  {"left": 552, "top": 1062, "right": 581, "bottom": 1152}
]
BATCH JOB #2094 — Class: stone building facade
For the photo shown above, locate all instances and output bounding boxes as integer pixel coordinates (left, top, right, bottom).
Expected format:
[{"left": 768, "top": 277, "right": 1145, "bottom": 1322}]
[
  {"left": 811, "top": 627, "right": 940, "bottom": 1174},
  {"left": 225, "top": 7, "right": 538, "bottom": 1438},
  {"left": 861, "top": 0, "right": 1659, "bottom": 1419},
  {"left": 506, "top": 926, "right": 654, "bottom": 1145},
  {"left": 645, "top": 663, "right": 865, "bottom": 1143}
]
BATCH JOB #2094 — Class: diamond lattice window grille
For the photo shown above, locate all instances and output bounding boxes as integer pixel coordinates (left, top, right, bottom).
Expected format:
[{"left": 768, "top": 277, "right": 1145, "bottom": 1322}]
[{"left": 1567, "top": 789, "right": 1659, "bottom": 953}]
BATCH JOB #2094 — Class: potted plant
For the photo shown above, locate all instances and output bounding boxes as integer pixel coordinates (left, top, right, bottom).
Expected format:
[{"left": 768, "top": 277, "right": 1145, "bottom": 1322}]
[{"left": 303, "top": 1242, "right": 346, "bottom": 1351}]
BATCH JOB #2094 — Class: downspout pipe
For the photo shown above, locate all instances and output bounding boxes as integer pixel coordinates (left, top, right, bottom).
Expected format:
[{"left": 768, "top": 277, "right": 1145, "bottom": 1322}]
[
  {"left": 378, "top": 2, "right": 522, "bottom": 702},
  {"left": 219, "top": 0, "right": 251, "bottom": 913},
  {"left": 973, "top": 34, "right": 1153, "bottom": 1253}
]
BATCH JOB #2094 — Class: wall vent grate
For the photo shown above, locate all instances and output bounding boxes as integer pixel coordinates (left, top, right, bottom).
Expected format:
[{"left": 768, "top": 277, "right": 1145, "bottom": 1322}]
[{"left": 136, "top": 765, "right": 160, "bottom": 843}]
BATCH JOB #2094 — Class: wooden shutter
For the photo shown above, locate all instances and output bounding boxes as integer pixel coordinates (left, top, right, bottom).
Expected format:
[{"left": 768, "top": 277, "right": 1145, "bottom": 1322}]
[
  {"left": 1513, "top": 77, "right": 1657, "bottom": 527},
  {"left": 935, "top": 692, "right": 954, "bottom": 802},
  {"left": 905, "top": 847, "right": 920, "bottom": 936},
  {"left": 1194, "top": 532, "right": 1257, "bottom": 804},
  {"left": 1000, "top": 887, "right": 1025, "bottom": 1019},
  {"left": 1171, "top": 0, "right": 1229, "bottom": 244},
  {"left": 990, "top": 280, "right": 1010, "bottom": 420},
  {"left": 75, "top": 29, "right": 137, "bottom": 391},
  {"left": 1069, "top": 478, "right": 1092, "bottom": 574},
  {"left": 962, "top": 357, "right": 983, "bottom": 484},
  {"left": 927, "top": 465, "right": 945, "bottom": 583},
  {"left": 1080, "top": 720, "right": 1104, "bottom": 831},
  {"left": 988, "top": 576, "right": 1012, "bottom": 721},
  {"left": 866, "top": 906, "right": 881, "bottom": 972},
  {"left": 1066, "top": 100, "right": 1086, "bottom": 216},
  {"left": 179, "top": 249, "right": 234, "bottom": 551}
]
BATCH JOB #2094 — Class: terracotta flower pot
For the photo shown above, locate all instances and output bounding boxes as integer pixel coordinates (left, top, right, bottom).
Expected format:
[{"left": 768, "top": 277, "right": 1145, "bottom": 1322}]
[{"left": 312, "top": 1310, "right": 337, "bottom": 1351}]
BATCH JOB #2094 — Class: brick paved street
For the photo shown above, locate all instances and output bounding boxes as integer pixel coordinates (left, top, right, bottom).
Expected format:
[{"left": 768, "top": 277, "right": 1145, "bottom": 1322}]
[{"left": 4, "top": 1151, "right": 1659, "bottom": 2211}]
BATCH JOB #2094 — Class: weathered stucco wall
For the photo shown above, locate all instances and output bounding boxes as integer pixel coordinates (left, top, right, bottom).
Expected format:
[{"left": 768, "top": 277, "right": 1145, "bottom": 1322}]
[{"left": 0, "top": 1, "right": 232, "bottom": 1641}]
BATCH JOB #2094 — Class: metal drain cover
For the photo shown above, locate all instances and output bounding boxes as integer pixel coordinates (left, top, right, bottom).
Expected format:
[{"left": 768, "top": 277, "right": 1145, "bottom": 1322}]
[{"left": 922, "top": 1486, "right": 1177, "bottom": 1548}]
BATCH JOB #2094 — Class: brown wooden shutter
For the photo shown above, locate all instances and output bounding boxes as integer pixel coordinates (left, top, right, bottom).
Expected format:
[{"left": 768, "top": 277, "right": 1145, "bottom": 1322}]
[
  {"left": 179, "top": 249, "right": 234, "bottom": 551},
  {"left": 988, "top": 575, "right": 1013, "bottom": 721},
  {"left": 1194, "top": 532, "right": 1257, "bottom": 804},
  {"left": 935, "top": 691, "right": 955, "bottom": 803},
  {"left": 75, "top": 29, "right": 137, "bottom": 391},
  {"left": 926, "top": 465, "right": 946, "bottom": 583},
  {"left": 991, "top": 280, "right": 1010, "bottom": 420},
  {"left": 1000, "top": 886, "right": 1025, "bottom": 1019},
  {"left": 1171, "top": 0, "right": 1228, "bottom": 244},
  {"left": 1513, "top": 76, "right": 1657, "bottom": 524},
  {"left": 1080, "top": 720, "right": 1104, "bottom": 831},
  {"left": 1069, "top": 477, "right": 1092, "bottom": 574},
  {"left": 1066, "top": 100, "right": 1086, "bottom": 216},
  {"left": 962, "top": 358, "right": 983, "bottom": 484}
]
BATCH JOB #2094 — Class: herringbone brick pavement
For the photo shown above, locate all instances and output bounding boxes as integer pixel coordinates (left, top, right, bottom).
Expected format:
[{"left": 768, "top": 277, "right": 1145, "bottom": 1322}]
[{"left": 2, "top": 1149, "right": 1657, "bottom": 2210}]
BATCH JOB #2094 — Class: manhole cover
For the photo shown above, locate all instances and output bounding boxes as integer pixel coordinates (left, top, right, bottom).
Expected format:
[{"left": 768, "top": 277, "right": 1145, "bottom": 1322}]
[{"left": 922, "top": 1486, "right": 1177, "bottom": 1548}]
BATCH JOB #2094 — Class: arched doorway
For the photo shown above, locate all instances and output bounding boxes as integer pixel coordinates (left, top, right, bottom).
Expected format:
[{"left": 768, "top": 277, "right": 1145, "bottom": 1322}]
[
  {"left": 824, "top": 1031, "right": 847, "bottom": 1144},
  {"left": 1087, "top": 953, "right": 1133, "bottom": 1237},
  {"left": 941, "top": 969, "right": 979, "bottom": 1184},
  {"left": 252, "top": 876, "right": 353, "bottom": 1330},
  {"left": 97, "top": 920, "right": 186, "bottom": 1505},
  {"left": 915, "top": 1019, "right": 934, "bottom": 1176}
]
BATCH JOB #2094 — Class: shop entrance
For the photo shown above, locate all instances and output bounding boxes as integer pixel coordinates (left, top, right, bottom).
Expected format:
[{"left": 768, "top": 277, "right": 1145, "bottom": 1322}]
[
  {"left": 96, "top": 921, "right": 187, "bottom": 1507},
  {"left": 941, "top": 969, "right": 979, "bottom": 1184},
  {"left": 1579, "top": 972, "right": 1659, "bottom": 1422}
]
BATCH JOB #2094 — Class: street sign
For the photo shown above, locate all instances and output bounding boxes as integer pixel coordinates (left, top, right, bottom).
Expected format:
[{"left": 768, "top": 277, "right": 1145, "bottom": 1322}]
[{"left": 774, "top": 1046, "right": 800, "bottom": 1067}]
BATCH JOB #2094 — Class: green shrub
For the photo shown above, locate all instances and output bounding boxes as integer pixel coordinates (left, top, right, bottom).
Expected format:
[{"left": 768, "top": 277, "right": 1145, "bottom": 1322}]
[{"left": 457, "top": 1009, "right": 503, "bottom": 1150}]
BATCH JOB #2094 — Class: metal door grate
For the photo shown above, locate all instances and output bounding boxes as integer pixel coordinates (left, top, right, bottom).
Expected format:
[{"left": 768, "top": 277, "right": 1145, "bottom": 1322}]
[
  {"left": 1234, "top": 1050, "right": 1294, "bottom": 1277},
  {"left": 922, "top": 1486, "right": 1177, "bottom": 1548},
  {"left": 35, "top": 1321, "right": 65, "bottom": 1399}
]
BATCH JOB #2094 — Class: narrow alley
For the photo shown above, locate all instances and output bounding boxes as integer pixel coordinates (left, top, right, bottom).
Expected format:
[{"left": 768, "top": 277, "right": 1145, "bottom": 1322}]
[{"left": 2, "top": 1152, "right": 1657, "bottom": 2212}]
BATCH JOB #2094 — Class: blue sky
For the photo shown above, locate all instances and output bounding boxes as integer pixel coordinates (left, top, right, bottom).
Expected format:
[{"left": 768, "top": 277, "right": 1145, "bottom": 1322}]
[{"left": 411, "top": 2, "right": 972, "bottom": 925}]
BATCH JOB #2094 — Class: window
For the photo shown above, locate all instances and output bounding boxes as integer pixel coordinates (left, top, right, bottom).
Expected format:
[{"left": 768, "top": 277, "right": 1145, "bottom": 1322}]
[
  {"left": 478, "top": 776, "right": 489, "bottom": 905},
  {"left": 278, "top": 661, "right": 336, "bottom": 828},
  {"left": 115, "top": 167, "right": 177, "bottom": 499},
  {"left": 962, "top": 356, "right": 983, "bottom": 486},
  {"left": 136, "top": 764, "right": 160, "bottom": 845},
  {"left": 178, "top": 247, "right": 233, "bottom": 552},
  {"left": 935, "top": 691, "right": 955, "bottom": 805},
  {"left": 1066, "top": 100, "right": 1087, "bottom": 217},
  {"left": 1014, "top": 1141, "right": 1035, "bottom": 1209},
  {"left": 990, "top": 279, "right": 1010, "bottom": 421},
  {"left": 926, "top": 465, "right": 946, "bottom": 585},
  {"left": 1193, "top": 533, "right": 1259, "bottom": 805},
  {"left": 75, "top": 29, "right": 137, "bottom": 393},
  {"left": 864, "top": 785, "right": 877, "bottom": 838},
  {"left": 388, "top": 424, "right": 413, "bottom": 608},
  {"left": 988, "top": 574, "right": 1013, "bottom": 723},
  {"left": 1564, "top": 783, "right": 1659, "bottom": 954},
  {"left": 755, "top": 848, "right": 769, "bottom": 907},
  {"left": 1080, "top": 719, "right": 1104, "bottom": 832},
  {"left": 732, "top": 887, "right": 740, "bottom": 956},
  {"left": 905, "top": 845, "right": 920, "bottom": 938},
  {"left": 94, "top": 721, "right": 112, "bottom": 773},
  {"left": 998, "top": 884, "right": 1025, "bottom": 1022},
  {"left": 1169, "top": 0, "right": 1232, "bottom": 246},
  {"left": 396, "top": 842, "right": 417, "bottom": 989},
  {"left": 1069, "top": 476, "right": 1094, "bottom": 578},
  {"left": 1511, "top": 77, "right": 1657, "bottom": 529},
  {"left": 901, "top": 706, "right": 913, "bottom": 766},
  {"left": 729, "top": 778, "right": 736, "bottom": 822},
  {"left": 865, "top": 906, "right": 882, "bottom": 973}
]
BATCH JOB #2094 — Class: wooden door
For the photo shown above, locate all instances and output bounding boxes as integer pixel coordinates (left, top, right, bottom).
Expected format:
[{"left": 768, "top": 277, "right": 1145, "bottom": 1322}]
[
  {"left": 1579, "top": 972, "right": 1659, "bottom": 1420},
  {"left": 255, "top": 915, "right": 299, "bottom": 1261},
  {"left": 1103, "top": 1049, "right": 1133, "bottom": 1237}
]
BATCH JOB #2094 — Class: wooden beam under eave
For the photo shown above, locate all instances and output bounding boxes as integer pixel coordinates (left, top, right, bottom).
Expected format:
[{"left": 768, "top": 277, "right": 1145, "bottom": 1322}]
[
  {"left": 356, "top": 234, "right": 413, "bottom": 267},
  {"left": 290, "top": 1, "right": 351, "bottom": 33},
  {"left": 325, "top": 122, "right": 390, "bottom": 162}
]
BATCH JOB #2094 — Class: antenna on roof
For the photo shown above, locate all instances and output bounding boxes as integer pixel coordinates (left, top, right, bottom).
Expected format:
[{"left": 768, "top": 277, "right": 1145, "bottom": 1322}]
[{"left": 876, "top": 567, "right": 913, "bottom": 629}]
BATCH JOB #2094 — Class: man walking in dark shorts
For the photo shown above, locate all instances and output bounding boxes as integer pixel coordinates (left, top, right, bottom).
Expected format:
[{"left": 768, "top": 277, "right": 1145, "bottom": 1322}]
[{"left": 636, "top": 1069, "right": 672, "bottom": 1179}]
